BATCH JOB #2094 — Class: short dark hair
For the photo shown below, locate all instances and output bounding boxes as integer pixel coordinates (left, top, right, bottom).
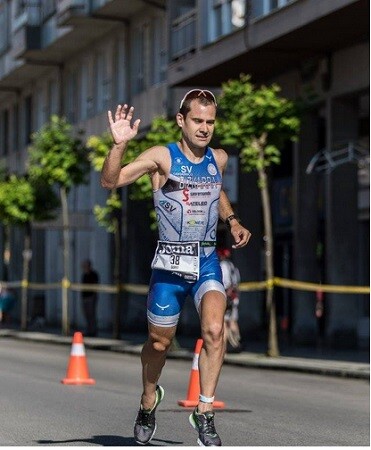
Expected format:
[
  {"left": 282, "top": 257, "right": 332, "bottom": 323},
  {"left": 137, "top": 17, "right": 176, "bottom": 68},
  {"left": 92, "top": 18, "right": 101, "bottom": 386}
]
[{"left": 179, "top": 89, "right": 217, "bottom": 117}]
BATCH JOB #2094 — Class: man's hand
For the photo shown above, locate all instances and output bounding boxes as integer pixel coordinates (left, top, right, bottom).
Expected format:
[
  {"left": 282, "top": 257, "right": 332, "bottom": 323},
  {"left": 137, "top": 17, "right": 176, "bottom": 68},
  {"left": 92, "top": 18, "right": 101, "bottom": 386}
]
[
  {"left": 108, "top": 104, "right": 141, "bottom": 145},
  {"left": 230, "top": 222, "right": 251, "bottom": 249}
]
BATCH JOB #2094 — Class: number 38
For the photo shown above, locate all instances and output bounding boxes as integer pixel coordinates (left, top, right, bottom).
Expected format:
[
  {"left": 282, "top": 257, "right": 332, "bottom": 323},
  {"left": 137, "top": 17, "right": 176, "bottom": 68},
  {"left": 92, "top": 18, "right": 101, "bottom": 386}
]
[{"left": 170, "top": 255, "right": 180, "bottom": 265}]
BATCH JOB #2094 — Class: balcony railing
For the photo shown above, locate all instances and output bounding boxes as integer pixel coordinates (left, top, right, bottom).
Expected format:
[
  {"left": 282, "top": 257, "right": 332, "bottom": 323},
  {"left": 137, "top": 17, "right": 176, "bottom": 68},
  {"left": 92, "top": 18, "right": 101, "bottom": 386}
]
[
  {"left": 56, "top": 0, "right": 89, "bottom": 25},
  {"left": 170, "top": 8, "right": 196, "bottom": 60}
]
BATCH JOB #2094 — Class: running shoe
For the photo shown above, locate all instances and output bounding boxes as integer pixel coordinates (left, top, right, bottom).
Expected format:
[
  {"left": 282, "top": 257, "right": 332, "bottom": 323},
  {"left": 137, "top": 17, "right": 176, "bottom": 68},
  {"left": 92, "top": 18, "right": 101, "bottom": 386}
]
[
  {"left": 134, "top": 385, "right": 165, "bottom": 445},
  {"left": 189, "top": 408, "right": 222, "bottom": 446}
]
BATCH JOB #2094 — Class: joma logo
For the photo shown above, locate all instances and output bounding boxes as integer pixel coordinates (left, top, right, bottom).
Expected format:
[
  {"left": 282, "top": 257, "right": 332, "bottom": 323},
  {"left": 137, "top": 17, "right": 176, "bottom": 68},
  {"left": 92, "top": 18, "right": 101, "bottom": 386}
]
[{"left": 158, "top": 243, "right": 196, "bottom": 256}]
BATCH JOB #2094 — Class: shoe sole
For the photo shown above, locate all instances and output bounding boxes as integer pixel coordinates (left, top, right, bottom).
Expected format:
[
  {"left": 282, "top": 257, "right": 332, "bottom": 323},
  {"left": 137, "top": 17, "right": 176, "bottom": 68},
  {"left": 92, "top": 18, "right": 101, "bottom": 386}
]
[
  {"left": 134, "top": 423, "right": 157, "bottom": 446},
  {"left": 134, "top": 385, "right": 165, "bottom": 445}
]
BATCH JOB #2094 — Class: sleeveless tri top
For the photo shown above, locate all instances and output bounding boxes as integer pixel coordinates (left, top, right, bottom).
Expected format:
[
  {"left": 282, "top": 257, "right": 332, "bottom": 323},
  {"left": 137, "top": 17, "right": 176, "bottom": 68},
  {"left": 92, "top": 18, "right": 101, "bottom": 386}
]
[{"left": 153, "top": 142, "right": 222, "bottom": 258}]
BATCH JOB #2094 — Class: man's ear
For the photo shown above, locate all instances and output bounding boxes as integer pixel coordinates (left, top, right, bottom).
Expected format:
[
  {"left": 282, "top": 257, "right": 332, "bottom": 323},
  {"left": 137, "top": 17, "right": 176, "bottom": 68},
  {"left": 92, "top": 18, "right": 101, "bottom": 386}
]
[{"left": 176, "top": 113, "right": 184, "bottom": 127}]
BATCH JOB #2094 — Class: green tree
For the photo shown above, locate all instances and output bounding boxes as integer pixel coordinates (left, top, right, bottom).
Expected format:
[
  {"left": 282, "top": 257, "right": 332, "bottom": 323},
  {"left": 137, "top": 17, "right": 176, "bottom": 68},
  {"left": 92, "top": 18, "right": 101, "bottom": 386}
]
[
  {"left": 28, "top": 115, "right": 90, "bottom": 335},
  {"left": 217, "top": 74, "right": 300, "bottom": 357},
  {"left": 0, "top": 174, "right": 59, "bottom": 329}
]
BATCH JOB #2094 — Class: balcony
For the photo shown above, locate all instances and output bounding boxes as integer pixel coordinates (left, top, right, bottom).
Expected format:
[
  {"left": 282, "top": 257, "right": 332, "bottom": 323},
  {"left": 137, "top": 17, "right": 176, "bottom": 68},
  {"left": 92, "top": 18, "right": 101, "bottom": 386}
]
[
  {"left": 56, "top": 0, "right": 89, "bottom": 26},
  {"left": 57, "top": 0, "right": 163, "bottom": 26},
  {"left": 168, "top": 0, "right": 369, "bottom": 87}
]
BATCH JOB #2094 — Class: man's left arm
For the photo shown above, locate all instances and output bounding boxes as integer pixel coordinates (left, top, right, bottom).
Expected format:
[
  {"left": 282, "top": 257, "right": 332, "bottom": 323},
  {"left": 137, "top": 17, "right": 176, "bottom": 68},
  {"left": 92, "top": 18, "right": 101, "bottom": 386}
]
[{"left": 219, "top": 190, "right": 251, "bottom": 249}]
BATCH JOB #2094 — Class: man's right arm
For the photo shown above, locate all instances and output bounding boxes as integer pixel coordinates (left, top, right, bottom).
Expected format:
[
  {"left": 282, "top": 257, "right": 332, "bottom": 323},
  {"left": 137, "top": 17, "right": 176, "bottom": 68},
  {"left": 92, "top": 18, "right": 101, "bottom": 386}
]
[
  {"left": 101, "top": 104, "right": 158, "bottom": 189},
  {"left": 101, "top": 143, "right": 157, "bottom": 189},
  {"left": 101, "top": 142, "right": 126, "bottom": 189}
]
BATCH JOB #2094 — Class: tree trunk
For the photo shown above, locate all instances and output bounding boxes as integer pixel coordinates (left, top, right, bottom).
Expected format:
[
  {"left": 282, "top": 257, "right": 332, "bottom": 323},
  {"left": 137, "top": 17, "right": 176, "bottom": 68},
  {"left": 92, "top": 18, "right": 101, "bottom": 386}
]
[
  {"left": 112, "top": 216, "right": 121, "bottom": 339},
  {"left": 20, "top": 223, "right": 31, "bottom": 331},
  {"left": 60, "top": 186, "right": 70, "bottom": 336},
  {"left": 255, "top": 135, "right": 280, "bottom": 357}
]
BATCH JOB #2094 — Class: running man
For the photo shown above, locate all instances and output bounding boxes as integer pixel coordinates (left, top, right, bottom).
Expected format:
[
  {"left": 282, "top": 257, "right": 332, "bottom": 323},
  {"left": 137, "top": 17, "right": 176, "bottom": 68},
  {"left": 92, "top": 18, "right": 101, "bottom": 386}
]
[{"left": 101, "top": 89, "right": 251, "bottom": 446}]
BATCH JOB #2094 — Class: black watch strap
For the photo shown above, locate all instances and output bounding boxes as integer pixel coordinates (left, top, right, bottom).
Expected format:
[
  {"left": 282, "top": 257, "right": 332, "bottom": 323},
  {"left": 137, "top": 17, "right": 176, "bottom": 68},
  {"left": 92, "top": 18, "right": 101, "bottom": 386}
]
[{"left": 225, "top": 214, "right": 241, "bottom": 229}]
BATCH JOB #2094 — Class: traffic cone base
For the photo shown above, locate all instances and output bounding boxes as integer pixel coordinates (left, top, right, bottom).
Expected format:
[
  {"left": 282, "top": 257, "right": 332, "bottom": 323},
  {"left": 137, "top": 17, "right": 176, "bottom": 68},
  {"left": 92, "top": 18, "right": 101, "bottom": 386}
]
[
  {"left": 62, "top": 377, "right": 95, "bottom": 385},
  {"left": 177, "top": 399, "right": 225, "bottom": 408},
  {"left": 178, "top": 338, "right": 225, "bottom": 409},
  {"left": 61, "top": 331, "right": 96, "bottom": 385}
]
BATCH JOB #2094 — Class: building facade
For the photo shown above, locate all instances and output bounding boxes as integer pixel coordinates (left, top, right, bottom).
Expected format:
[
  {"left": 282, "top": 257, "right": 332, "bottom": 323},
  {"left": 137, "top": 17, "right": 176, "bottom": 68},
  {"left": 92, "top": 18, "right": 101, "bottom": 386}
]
[{"left": 0, "top": 0, "right": 369, "bottom": 347}]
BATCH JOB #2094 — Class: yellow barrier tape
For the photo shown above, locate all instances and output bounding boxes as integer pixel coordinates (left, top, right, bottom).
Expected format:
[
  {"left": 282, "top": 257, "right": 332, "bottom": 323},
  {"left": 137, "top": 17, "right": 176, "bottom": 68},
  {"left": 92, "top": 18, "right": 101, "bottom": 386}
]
[
  {"left": 70, "top": 283, "right": 118, "bottom": 294},
  {"left": 274, "top": 277, "right": 370, "bottom": 294},
  {"left": 28, "top": 282, "right": 62, "bottom": 290},
  {"left": 0, "top": 281, "right": 22, "bottom": 289},
  {"left": 239, "top": 280, "right": 268, "bottom": 291},
  {"left": 1, "top": 279, "right": 369, "bottom": 295},
  {"left": 121, "top": 283, "right": 149, "bottom": 295}
]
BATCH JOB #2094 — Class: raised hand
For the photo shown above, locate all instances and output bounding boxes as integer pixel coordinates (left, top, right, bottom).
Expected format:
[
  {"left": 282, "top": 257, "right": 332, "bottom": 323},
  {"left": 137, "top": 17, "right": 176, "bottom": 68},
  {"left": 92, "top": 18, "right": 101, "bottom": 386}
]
[{"left": 108, "top": 104, "right": 141, "bottom": 145}]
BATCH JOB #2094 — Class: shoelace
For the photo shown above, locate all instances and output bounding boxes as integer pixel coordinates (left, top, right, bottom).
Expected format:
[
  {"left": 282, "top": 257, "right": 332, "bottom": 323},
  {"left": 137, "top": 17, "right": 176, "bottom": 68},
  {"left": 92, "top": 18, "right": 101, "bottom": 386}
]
[
  {"left": 137, "top": 410, "right": 152, "bottom": 428},
  {"left": 200, "top": 414, "right": 217, "bottom": 436}
]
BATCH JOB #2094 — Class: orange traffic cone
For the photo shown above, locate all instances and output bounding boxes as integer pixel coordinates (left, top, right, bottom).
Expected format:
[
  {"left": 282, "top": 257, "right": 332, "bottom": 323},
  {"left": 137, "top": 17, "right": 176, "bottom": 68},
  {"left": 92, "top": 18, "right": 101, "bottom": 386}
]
[
  {"left": 61, "top": 332, "right": 95, "bottom": 385},
  {"left": 178, "top": 338, "right": 225, "bottom": 408}
]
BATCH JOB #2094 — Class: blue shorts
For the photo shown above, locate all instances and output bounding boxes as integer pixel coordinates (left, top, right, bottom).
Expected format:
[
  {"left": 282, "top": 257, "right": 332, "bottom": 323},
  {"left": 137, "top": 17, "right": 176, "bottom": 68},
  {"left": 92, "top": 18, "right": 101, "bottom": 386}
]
[{"left": 147, "top": 251, "right": 226, "bottom": 327}]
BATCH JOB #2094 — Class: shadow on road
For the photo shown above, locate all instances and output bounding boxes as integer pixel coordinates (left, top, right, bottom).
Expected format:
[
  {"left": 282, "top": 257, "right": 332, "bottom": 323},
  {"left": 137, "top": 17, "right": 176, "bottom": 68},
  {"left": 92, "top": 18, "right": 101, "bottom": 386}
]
[{"left": 36, "top": 434, "right": 183, "bottom": 446}]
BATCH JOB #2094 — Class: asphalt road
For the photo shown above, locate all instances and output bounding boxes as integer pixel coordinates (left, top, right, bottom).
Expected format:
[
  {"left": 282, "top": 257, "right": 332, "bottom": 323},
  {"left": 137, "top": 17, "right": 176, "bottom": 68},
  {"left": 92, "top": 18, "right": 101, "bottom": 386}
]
[{"left": 0, "top": 338, "right": 369, "bottom": 447}]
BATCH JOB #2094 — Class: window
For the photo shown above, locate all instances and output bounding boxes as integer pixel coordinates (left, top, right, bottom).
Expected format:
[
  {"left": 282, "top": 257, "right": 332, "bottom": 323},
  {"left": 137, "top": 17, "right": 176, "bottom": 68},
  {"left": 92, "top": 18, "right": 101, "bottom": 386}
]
[
  {"left": 95, "top": 52, "right": 109, "bottom": 113},
  {"left": 41, "top": 0, "right": 56, "bottom": 21},
  {"left": 35, "top": 89, "right": 45, "bottom": 128},
  {"left": 0, "top": 109, "right": 9, "bottom": 156},
  {"left": 209, "top": 0, "right": 245, "bottom": 42},
  {"left": 47, "top": 79, "right": 59, "bottom": 117},
  {"left": 80, "top": 62, "right": 89, "bottom": 120},
  {"left": 132, "top": 25, "right": 146, "bottom": 94},
  {"left": 0, "top": 1, "right": 9, "bottom": 54},
  {"left": 150, "top": 16, "right": 167, "bottom": 85},
  {"left": 115, "top": 38, "right": 127, "bottom": 104},
  {"left": 170, "top": 5, "right": 196, "bottom": 59},
  {"left": 66, "top": 70, "right": 78, "bottom": 123},
  {"left": 13, "top": 104, "right": 19, "bottom": 152},
  {"left": 250, "top": 0, "right": 295, "bottom": 19},
  {"left": 15, "top": 0, "right": 26, "bottom": 17},
  {"left": 24, "top": 95, "right": 33, "bottom": 145}
]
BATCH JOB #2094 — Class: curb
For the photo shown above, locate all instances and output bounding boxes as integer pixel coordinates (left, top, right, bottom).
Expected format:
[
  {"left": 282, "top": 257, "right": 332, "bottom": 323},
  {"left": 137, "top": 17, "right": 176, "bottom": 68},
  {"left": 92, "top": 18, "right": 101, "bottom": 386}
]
[{"left": 0, "top": 329, "right": 369, "bottom": 380}]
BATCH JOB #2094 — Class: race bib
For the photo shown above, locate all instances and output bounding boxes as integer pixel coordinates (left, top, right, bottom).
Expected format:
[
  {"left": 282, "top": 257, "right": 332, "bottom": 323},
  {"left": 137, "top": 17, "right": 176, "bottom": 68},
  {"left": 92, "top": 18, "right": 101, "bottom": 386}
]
[{"left": 151, "top": 241, "right": 200, "bottom": 281}]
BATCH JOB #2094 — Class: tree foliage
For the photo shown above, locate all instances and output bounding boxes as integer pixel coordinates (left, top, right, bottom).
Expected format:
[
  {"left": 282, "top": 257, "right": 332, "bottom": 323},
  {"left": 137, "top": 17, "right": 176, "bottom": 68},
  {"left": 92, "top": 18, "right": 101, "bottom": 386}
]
[
  {"left": 0, "top": 175, "right": 34, "bottom": 225},
  {"left": 28, "top": 115, "right": 89, "bottom": 189},
  {"left": 217, "top": 74, "right": 300, "bottom": 175},
  {"left": 0, "top": 175, "right": 59, "bottom": 225}
]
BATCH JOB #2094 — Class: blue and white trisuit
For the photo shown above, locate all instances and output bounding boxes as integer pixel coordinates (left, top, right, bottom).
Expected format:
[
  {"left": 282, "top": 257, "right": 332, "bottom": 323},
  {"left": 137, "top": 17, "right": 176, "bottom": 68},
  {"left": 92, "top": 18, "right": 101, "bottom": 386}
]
[{"left": 148, "top": 142, "right": 226, "bottom": 327}]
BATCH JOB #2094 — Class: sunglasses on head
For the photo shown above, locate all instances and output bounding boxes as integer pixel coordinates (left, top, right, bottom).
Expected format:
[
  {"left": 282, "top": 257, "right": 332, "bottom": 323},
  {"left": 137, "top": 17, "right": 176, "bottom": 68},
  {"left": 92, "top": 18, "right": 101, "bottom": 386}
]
[{"left": 179, "top": 89, "right": 217, "bottom": 110}]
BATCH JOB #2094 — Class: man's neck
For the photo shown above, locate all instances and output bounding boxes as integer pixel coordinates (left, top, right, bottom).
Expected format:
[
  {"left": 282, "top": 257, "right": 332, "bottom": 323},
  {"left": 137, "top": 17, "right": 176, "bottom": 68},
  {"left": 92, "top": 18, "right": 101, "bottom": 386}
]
[{"left": 178, "top": 139, "right": 206, "bottom": 162}]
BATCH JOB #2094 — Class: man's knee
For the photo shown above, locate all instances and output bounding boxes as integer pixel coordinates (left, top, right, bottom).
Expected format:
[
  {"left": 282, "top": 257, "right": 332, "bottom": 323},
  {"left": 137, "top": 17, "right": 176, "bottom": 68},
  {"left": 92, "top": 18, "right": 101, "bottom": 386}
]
[
  {"left": 148, "top": 328, "right": 174, "bottom": 353},
  {"left": 202, "top": 320, "right": 224, "bottom": 344}
]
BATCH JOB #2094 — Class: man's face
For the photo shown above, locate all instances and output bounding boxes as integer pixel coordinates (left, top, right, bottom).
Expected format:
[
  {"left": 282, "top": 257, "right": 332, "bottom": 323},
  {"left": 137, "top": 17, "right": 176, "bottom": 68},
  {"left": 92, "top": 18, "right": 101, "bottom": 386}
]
[{"left": 177, "top": 99, "right": 216, "bottom": 149}]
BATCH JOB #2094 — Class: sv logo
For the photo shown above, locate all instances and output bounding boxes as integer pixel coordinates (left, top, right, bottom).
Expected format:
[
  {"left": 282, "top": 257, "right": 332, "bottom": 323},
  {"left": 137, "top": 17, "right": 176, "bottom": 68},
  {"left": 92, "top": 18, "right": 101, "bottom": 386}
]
[{"left": 159, "top": 200, "right": 176, "bottom": 213}]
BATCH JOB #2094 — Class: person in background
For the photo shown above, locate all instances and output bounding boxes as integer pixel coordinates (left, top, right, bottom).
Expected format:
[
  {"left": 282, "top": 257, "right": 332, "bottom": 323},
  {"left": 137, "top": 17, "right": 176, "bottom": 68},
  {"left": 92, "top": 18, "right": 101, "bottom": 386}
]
[
  {"left": 218, "top": 248, "right": 242, "bottom": 352},
  {"left": 81, "top": 259, "right": 99, "bottom": 337},
  {"left": 0, "top": 284, "right": 16, "bottom": 325}
]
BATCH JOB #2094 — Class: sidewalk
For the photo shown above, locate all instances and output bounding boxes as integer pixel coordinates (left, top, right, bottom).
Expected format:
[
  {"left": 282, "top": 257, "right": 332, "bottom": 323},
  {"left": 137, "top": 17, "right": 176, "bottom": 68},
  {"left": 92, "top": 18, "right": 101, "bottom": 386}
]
[{"left": 0, "top": 327, "right": 369, "bottom": 380}]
